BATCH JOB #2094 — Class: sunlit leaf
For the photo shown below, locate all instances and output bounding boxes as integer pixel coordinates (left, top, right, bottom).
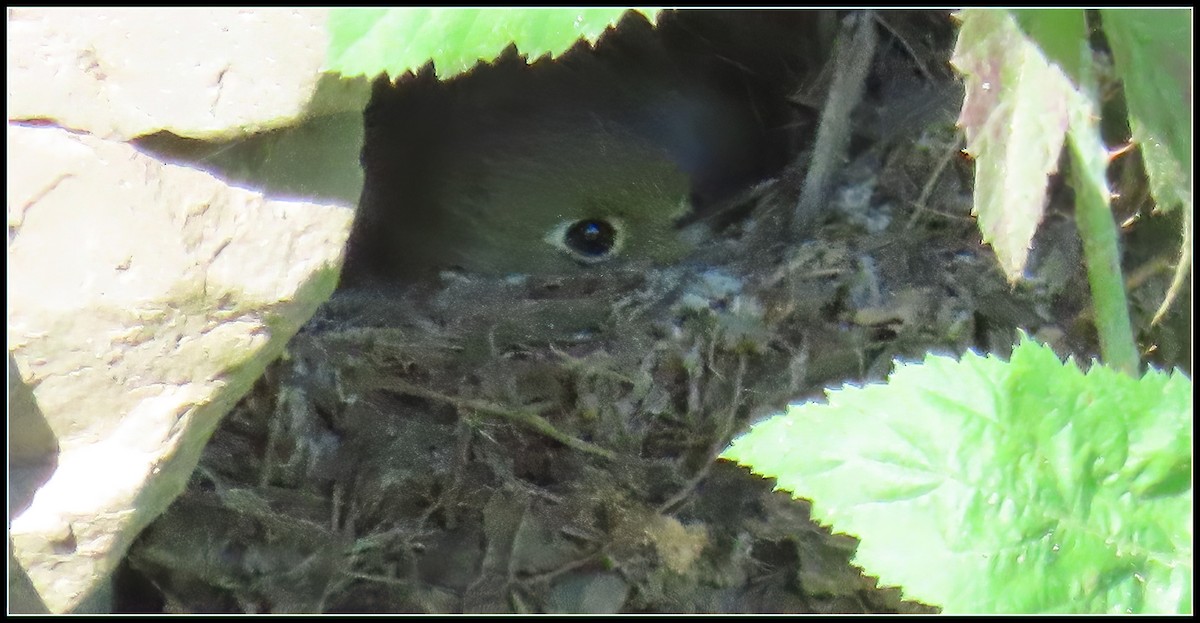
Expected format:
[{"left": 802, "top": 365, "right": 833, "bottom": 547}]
[
  {"left": 951, "top": 9, "right": 1085, "bottom": 283},
  {"left": 326, "top": 8, "right": 661, "bottom": 81},
  {"left": 722, "top": 337, "right": 1193, "bottom": 613},
  {"left": 1101, "top": 9, "right": 1191, "bottom": 214}
]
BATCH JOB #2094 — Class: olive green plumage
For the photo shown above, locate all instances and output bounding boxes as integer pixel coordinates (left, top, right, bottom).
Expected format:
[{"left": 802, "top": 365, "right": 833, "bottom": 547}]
[
  {"left": 342, "top": 12, "right": 790, "bottom": 286},
  {"left": 401, "top": 115, "right": 694, "bottom": 277}
]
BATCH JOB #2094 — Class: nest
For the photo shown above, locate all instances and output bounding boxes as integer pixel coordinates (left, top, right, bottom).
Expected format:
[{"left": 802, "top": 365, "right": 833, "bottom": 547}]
[{"left": 123, "top": 180, "right": 1083, "bottom": 613}]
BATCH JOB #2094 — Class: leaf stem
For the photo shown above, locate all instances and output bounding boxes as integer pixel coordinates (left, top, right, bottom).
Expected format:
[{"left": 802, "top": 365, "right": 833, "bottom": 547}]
[{"left": 1066, "top": 102, "right": 1140, "bottom": 376}]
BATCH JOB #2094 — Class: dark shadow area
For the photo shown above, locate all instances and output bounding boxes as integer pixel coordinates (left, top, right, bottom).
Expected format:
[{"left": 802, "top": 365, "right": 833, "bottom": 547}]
[
  {"left": 8, "top": 354, "right": 59, "bottom": 521},
  {"left": 132, "top": 73, "right": 372, "bottom": 207},
  {"left": 8, "top": 354, "right": 58, "bottom": 614}
]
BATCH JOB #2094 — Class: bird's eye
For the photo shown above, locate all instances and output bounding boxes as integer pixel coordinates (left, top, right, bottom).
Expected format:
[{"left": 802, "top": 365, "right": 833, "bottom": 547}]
[
  {"left": 563, "top": 218, "right": 619, "bottom": 260},
  {"left": 544, "top": 217, "right": 625, "bottom": 264}
]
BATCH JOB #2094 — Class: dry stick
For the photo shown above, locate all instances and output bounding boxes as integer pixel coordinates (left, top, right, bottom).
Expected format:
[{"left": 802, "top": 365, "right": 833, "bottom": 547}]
[
  {"left": 870, "top": 12, "right": 933, "bottom": 82},
  {"left": 1151, "top": 202, "right": 1192, "bottom": 326},
  {"left": 656, "top": 353, "right": 748, "bottom": 515},
  {"left": 378, "top": 377, "right": 618, "bottom": 461},
  {"left": 905, "top": 135, "right": 964, "bottom": 230},
  {"left": 794, "top": 11, "right": 879, "bottom": 233}
]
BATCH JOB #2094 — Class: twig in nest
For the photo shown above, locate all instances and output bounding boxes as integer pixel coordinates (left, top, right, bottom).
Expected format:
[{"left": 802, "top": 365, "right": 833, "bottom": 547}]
[
  {"left": 378, "top": 378, "right": 617, "bottom": 461},
  {"left": 870, "top": 12, "right": 934, "bottom": 82},
  {"left": 1151, "top": 203, "right": 1191, "bottom": 326},
  {"left": 518, "top": 549, "right": 608, "bottom": 587},
  {"left": 905, "top": 135, "right": 965, "bottom": 230},
  {"left": 657, "top": 352, "right": 748, "bottom": 514}
]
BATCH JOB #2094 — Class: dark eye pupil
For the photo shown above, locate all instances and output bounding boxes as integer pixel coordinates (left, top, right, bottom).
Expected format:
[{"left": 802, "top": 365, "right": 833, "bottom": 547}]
[{"left": 564, "top": 219, "right": 617, "bottom": 258}]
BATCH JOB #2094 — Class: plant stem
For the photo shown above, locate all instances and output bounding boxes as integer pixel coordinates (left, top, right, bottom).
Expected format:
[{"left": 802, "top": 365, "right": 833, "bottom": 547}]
[{"left": 1067, "top": 116, "right": 1140, "bottom": 377}]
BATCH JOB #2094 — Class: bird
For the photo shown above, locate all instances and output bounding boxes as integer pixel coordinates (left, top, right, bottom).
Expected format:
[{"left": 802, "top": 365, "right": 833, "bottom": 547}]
[{"left": 339, "top": 11, "right": 795, "bottom": 287}]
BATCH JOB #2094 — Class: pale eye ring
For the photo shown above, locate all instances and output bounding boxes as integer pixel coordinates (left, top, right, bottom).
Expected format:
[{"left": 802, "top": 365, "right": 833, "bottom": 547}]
[{"left": 545, "top": 217, "right": 625, "bottom": 263}]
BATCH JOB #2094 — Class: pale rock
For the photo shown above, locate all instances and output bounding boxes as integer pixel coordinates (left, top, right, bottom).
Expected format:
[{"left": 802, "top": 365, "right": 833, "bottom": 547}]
[
  {"left": 6, "top": 122, "right": 353, "bottom": 612},
  {"left": 6, "top": 7, "right": 352, "bottom": 141},
  {"left": 7, "top": 6, "right": 366, "bottom": 613}
]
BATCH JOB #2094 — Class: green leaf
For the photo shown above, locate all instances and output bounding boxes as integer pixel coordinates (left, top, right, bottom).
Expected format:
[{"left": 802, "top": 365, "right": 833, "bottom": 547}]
[
  {"left": 951, "top": 9, "right": 1082, "bottom": 283},
  {"left": 326, "top": 8, "right": 661, "bottom": 81},
  {"left": 1101, "top": 9, "right": 1192, "bottom": 214},
  {"left": 1010, "top": 9, "right": 1088, "bottom": 83},
  {"left": 1101, "top": 10, "right": 1193, "bottom": 325},
  {"left": 721, "top": 337, "right": 1193, "bottom": 613}
]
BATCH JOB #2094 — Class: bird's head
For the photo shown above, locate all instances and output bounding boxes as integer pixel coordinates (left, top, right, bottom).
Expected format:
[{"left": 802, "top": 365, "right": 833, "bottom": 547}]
[{"left": 407, "top": 114, "right": 697, "bottom": 279}]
